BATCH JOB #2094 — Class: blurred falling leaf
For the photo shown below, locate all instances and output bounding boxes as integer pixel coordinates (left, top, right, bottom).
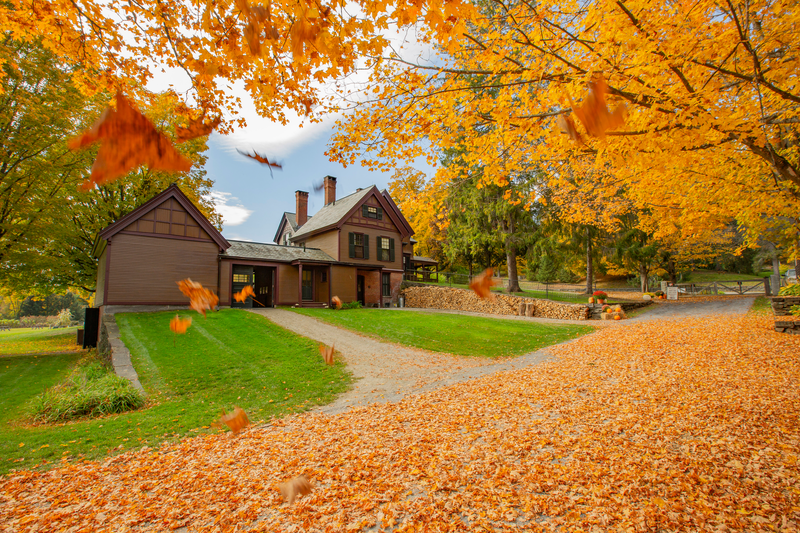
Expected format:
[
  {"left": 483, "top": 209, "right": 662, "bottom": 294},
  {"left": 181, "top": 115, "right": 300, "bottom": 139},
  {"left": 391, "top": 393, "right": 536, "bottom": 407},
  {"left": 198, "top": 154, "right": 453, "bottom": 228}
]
[
  {"left": 470, "top": 268, "right": 497, "bottom": 300},
  {"left": 312, "top": 179, "right": 324, "bottom": 193},
  {"left": 237, "top": 149, "right": 282, "bottom": 178},
  {"left": 177, "top": 278, "right": 219, "bottom": 317},
  {"left": 555, "top": 114, "right": 585, "bottom": 146},
  {"left": 219, "top": 407, "right": 250, "bottom": 435},
  {"left": 566, "top": 76, "right": 626, "bottom": 141},
  {"left": 69, "top": 92, "right": 192, "bottom": 191},
  {"left": 279, "top": 475, "right": 313, "bottom": 504},
  {"left": 238, "top": 0, "right": 279, "bottom": 56},
  {"left": 331, "top": 296, "right": 342, "bottom": 310},
  {"left": 233, "top": 285, "right": 256, "bottom": 303},
  {"left": 319, "top": 343, "right": 335, "bottom": 365},
  {"left": 169, "top": 315, "right": 192, "bottom": 334},
  {"left": 175, "top": 113, "right": 221, "bottom": 143}
]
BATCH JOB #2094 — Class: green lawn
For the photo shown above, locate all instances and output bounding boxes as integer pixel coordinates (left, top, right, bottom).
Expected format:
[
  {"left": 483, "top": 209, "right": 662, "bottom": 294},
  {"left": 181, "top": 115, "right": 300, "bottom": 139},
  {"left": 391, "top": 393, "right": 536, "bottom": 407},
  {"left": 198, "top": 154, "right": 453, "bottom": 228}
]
[
  {"left": 749, "top": 295, "right": 773, "bottom": 316},
  {"left": 289, "top": 308, "right": 593, "bottom": 358},
  {"left": 681, "top": 270, "right": 767, "bottom": 283},
  {"left": 0, "top": 327, "right": 85, "bottom": 356},
  {"left": 0, "top": 309, "right": 352, "bottom": 475}
]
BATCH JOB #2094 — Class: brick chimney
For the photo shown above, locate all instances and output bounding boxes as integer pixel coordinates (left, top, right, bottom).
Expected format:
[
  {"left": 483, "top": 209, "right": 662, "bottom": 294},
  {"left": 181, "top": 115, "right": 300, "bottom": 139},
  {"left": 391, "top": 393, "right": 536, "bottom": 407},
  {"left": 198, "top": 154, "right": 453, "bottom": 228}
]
[
  {"left": 324, "top": 176, "right": 337, "bottom": 205},
  {"left": 295, "top": 190, "right": 309, "bottom": 227}
]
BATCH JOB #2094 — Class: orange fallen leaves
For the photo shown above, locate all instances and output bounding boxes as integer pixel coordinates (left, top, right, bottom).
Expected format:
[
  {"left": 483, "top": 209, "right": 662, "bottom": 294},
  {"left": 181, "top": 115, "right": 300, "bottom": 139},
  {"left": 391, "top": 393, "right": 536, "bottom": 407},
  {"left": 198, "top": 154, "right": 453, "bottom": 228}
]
[
  {"left": 319, "top": 343, "right": 335, "bottom": 365},
  {"left": 469, "top": 268, "right": 497, "bottom": 300},
  {"left": 233, "top": 285, "right": 256, "bottom": 303},
  {"left": 238, "top": 149, "right": 282, "bottom": 178},
  {"left": 176, "top": 278, "right": 219, "bottom": 317},
  {"left": 278, "top": 475, "right": 313, "bottom": 505},
  {"left": 331, "top": 296, "right": 342, "bottom": 310},
  {"left": 69, "top": 93, "right": 192, "bottom": 191},
  {"left": 219, "top": 407, "right": 250, "bottom": 435},
  {"left": 169, "top": 315, "right": 192, "bottom": 334},
  {"left": 175, "top": 113, "right": 221, "bottom": 143},
  {"left": 3, "top": 314, "right": 799, "bottom": 530}
]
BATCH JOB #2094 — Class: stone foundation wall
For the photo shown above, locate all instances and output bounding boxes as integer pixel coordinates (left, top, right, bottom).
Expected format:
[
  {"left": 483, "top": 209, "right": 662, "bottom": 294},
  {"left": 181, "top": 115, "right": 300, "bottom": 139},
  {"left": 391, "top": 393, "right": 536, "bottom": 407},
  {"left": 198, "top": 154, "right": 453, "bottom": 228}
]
[
  {"left": 400, "top": 285, "right": 590, "bottom": 320},
  {"left": 771, "top": 296, "right": 800, "bottom": 315},
  {"left": 774, "top": 318, "right": 800, "bottom": 334}
]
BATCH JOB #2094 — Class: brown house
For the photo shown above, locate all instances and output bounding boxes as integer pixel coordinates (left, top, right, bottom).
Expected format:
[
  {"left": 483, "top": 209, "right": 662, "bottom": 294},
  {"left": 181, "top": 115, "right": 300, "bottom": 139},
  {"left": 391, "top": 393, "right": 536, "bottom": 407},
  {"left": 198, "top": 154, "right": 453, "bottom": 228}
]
[{"left": 93, "top": 177, "right": 433, "bottom": 313}]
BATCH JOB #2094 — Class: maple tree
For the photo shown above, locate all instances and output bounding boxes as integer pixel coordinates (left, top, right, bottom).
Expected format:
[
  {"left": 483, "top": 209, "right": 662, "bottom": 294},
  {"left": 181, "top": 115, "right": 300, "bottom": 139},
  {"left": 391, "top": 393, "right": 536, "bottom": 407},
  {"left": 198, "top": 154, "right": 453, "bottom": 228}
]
[{"left": 330, "top": 0, "right": 800, "bottom": 254}]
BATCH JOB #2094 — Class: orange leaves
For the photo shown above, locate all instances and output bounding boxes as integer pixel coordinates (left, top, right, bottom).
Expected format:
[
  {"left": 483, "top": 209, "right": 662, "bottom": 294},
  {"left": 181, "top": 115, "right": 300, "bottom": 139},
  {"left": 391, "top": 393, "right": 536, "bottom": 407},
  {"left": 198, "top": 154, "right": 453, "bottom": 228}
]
[
  {"left": 233, "top": 285, "right": 256, "bottom": 303},
  {"left": 237, "top": 0, "right": 279, "bottom": 56},
  {"left": 69, "top": 93, "right": 192, "bottom": 192},
  {"left": 278, "top": 475, "right": 313, "bottom": 504},
  {"left": 169, "top": 315, "right": 192, "bottom": 334},
  {"left": 177, "top": 279, "right": 219, "bottom": 317},
  {"left": 319, "top": 343, "right": 335, "bottom": 365},
  {"left": 175, "top": 113, "right": 221, "bottom": 143},
  {"left": 218, "top": 407, "right": 250, "bottom": 435},
  {"left": 331, "top": 296, "right": 343, "bottom": 310},
  {"left": 562, "top": 76, "right": 627, "bottom": 145},
  {"left": 237, "top": 149, "right": 282, "bottom": 178},
  {"left": 469, "top": 268, "right": 498, "bottom": 300}
]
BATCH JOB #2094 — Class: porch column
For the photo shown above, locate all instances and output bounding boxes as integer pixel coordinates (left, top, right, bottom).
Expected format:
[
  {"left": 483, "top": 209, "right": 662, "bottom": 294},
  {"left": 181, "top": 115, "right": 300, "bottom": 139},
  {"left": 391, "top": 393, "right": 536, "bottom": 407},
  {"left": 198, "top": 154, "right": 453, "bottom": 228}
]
[
  {"left": 298, "top": 263, "right": 303, "bottom": 305},
  {"left": 328, "top": 264, "right": 332, "bottom": 305}
]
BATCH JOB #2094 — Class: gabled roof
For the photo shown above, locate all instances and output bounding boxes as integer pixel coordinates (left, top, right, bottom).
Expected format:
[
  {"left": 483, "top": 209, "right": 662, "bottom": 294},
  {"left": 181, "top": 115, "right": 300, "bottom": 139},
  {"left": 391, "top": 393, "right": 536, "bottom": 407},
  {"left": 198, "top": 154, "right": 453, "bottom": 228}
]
[
  {"left": 223, "top": 240, "right": 335, "bottom": 263},
  {"left": 92, "top": 184, "right": 230, "bottom": 257},
  {"left": 290, "top": 186, "right": 411, "bottom": 242},
  {"left": 381, "top": 189, "right": 414, "bottom": 236},
  {"left": 273, "top": 212, "right": 299, "bottom": 244}
]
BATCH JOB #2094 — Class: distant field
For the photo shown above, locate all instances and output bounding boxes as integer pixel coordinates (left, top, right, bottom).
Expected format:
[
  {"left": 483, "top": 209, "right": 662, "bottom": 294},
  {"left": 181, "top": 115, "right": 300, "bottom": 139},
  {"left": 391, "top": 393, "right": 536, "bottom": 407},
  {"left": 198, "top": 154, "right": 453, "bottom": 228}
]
[{"left": 0, "top": 328, "right": 84, "bottom": 356}]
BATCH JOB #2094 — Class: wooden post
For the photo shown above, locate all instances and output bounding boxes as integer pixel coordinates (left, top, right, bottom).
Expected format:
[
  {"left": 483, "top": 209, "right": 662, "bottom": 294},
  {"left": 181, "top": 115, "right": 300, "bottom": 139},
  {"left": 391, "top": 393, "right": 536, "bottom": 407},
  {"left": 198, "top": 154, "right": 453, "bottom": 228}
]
[
  {"left": 518, "top": 302, "right": 525, "bottom": 316},
  {"left": 298, "top": 263, "right": 303, "bottom": 306},
  {"left": 525, "top": 302, "right": 534, "bottom": 317}
]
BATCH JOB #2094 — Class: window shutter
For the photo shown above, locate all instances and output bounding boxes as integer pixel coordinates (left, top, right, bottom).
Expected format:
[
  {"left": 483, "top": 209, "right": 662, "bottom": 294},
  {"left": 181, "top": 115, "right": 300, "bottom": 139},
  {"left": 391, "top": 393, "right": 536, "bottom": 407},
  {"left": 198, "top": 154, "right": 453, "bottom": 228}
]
[
  {"left": 377, "top": 207, "right": 383, "bottom": 220},
  {"left": 362, "top": 205, "right": 369, "bottom": 217},
  {"left": 348, "top": 232, "right": 355, "bottom": 258},
  {"left": 364, "top": 235, "right": 369, "bottom": 260},
  {"left": 389, "top": 238, "right": 395, "bottom": 262}
]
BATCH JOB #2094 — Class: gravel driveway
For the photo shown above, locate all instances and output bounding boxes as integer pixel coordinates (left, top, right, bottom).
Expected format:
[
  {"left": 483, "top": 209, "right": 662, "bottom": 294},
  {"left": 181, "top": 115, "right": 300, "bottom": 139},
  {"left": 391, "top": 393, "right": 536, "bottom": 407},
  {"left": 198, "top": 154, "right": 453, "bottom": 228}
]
[{"left": 249, "top": 296, "right": 755, "bottom": 414}]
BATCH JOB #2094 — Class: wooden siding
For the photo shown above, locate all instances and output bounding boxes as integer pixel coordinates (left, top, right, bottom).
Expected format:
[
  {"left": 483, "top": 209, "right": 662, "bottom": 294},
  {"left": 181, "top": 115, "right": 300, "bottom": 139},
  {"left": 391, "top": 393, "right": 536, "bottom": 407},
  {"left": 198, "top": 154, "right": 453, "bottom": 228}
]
[
  {"left": 278, "top": 226, "right": 294, "bottom": 246},
  {"left": 122, "top": 198, "right": 211, "bottom": 241},
  {"left": 331, "top": 265, "right": 357, "bottom": 302},
  {"left": 304, "top": 230, "right": 338, "bottom": 260},
  {"left": 340, "top": 224, "right": 403, "bottom": 270},
  {"left": 277, "top": 264, "right": 299, "bottom": 305},
  {"left": 219, "top": 261, "right": 231, "bottom": 305},
  {"left": 94, "top": 250, "right": 107, "bottom": 306},
  {"left": 344, "top": 194, "right": 397, "bottom": 232},
  {"left": 106, "top": 234, "right": 219, "bottom": 304}
]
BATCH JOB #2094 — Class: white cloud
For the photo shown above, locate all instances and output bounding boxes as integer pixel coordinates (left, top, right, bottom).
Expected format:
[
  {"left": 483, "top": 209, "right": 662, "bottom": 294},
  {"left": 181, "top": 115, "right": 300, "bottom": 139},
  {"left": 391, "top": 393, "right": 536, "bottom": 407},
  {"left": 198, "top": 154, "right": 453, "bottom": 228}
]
[{"left": 205, "top": 191, "right": 253, "bottom": 227}]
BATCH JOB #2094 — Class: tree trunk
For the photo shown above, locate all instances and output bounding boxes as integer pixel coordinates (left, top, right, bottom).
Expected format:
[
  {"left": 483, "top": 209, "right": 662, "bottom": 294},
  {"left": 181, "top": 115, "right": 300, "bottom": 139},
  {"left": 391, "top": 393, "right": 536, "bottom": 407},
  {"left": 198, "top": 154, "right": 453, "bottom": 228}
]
[
  {"left": 585, "top": 227, "right": 593, "bottom": 294},
  {"left": 667, "top": 257, "right": 677, "bottom": 283},
  {"left": 506, "top": 247, "right": 521, "bottom": 293},
  {"left": 640, "top": 264, "right": 649, "bottom": 292}
]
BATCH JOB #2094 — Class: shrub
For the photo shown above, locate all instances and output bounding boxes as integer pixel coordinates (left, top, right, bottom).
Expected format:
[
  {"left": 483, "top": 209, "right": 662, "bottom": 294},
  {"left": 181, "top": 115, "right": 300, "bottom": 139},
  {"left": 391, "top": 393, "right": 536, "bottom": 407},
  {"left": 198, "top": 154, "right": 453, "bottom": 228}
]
[
  {"left": 789, "top": 305, "right": 800, "bottom": 318},
  {"left": 779, "top": 284, "right": 800, "bottom": 296},
  {"left": 0, "top": 319, "right": 20, "bottom": 327},
  {"left": 341, "top": 301, "right": 363, "bottom": 310},
  {"left": 557, "top": 267, "right": 580, "bottom": 284},
  {"left": 56, "top": 309, "right": 72, "bottom": 327},
  {"left": 30, "top": 360, "right": 145, "bottom": 423},
  {"left": 592, "top": 290, "right": 608, "bottom": 299}
]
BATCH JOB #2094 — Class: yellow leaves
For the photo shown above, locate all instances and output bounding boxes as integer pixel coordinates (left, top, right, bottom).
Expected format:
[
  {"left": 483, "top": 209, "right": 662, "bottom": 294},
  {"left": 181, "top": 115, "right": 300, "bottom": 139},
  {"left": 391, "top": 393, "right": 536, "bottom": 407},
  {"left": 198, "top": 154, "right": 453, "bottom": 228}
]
[
  {"left": 69, "top": 93, "right": 192, "bottom": 191},
  {"left": 175, "top": 113, "right": 221, "bottom": 143},
  {"left": 176, "top": 279, "right": 219, "bottom": 317}
]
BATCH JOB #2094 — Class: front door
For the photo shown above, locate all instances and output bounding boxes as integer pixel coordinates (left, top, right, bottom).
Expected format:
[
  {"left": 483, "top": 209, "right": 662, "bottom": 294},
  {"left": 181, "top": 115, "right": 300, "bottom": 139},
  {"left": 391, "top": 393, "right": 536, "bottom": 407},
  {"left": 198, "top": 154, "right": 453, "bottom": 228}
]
[
  {"left": 357, "top": 275, "right": 365, "bottom": 306},
  {"left": 302, "top": 269, "right": 313, "bottom": 301},
  {"left": 254, "top": 266, "right": 274, "bottom": 307}
]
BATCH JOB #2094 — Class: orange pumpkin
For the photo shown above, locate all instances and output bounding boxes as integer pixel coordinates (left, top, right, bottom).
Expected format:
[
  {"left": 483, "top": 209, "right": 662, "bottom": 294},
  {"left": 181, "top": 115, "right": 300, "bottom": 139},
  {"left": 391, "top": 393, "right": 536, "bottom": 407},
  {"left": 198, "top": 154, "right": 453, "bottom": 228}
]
[
  {"left": 614, "top": 314, "right": 622, "bottom": 320},
  {"left": 588, "top": 297, "right": 595, "bottom": 304}
]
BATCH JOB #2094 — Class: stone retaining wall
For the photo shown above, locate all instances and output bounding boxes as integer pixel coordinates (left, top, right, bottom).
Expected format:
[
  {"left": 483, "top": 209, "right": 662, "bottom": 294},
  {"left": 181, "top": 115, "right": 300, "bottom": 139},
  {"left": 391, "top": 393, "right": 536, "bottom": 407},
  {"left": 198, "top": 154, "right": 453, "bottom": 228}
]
[
  {"left": 771, "top": 296, "right": 800, "bottom": 315},
  {"left": 400, "top": 285, "right": 590, "bottom": 320},
  {"left": 774, "top": 317, "right": 800, "bottom": 334}
]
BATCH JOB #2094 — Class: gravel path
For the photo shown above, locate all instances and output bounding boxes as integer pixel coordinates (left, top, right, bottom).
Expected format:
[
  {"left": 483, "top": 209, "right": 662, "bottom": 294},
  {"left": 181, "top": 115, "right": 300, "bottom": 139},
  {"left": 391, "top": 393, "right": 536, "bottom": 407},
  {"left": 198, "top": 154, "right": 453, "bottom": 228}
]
[{"left": 249, "top": 296, "right": 755, "bottom": 414}]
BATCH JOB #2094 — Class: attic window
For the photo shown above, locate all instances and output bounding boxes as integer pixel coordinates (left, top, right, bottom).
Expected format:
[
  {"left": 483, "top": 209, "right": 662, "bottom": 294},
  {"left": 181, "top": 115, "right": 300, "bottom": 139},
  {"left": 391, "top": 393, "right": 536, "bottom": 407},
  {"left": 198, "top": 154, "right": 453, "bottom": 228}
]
[{"left": 362, "top": 205, "right": 383, "bottom": 220}]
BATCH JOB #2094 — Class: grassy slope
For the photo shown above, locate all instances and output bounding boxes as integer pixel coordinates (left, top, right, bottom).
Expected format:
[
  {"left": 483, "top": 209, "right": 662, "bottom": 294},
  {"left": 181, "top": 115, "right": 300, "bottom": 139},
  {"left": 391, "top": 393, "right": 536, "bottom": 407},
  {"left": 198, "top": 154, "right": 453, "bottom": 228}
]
[
  {"left": 290, "top": 308, "right": 593, "bottom": 358},
  {"left": 0, "top": 309, "right": 351, "bottom": 475},
  {"left": 0, "top": 328, "right": 84, "bottom": 356}
]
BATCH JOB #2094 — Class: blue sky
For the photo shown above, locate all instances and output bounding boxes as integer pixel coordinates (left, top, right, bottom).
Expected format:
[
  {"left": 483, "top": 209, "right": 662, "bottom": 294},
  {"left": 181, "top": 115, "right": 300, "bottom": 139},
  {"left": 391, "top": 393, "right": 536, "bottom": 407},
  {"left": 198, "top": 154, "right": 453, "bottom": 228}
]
[{"left": 203, "top": 117, "right": 436, "bottom": 243}]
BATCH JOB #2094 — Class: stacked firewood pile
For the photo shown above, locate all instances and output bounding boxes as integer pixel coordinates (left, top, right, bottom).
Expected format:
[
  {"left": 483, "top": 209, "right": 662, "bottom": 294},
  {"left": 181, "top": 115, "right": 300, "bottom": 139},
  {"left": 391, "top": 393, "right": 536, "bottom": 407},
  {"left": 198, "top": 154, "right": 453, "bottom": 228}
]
[{"left": 401, "top": 286, "right": 590, "bottom": 320}]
